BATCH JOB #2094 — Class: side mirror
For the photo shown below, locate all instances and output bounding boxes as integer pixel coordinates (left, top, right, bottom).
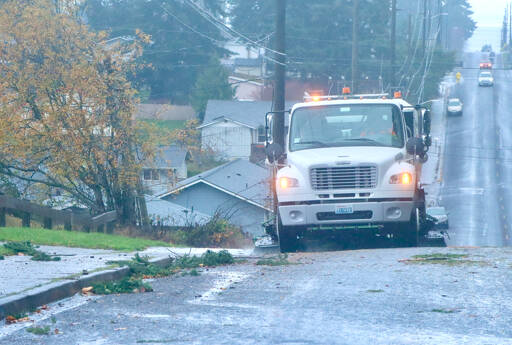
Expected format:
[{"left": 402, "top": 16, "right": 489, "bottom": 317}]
[
  {"left": 265, "top": 143, "right": 284, "bottom": 164},
  {"left": 423, "top": 110, "right": 431, "bottom": 135},
  {"left": 406, "top": 137, "right": 425, "bottom": 156}
]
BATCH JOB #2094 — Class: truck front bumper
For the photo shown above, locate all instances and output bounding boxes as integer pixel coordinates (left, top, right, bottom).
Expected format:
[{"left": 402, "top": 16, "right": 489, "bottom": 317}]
[{"left": 279, "top": 200, "right": 414, "bottom": 227}]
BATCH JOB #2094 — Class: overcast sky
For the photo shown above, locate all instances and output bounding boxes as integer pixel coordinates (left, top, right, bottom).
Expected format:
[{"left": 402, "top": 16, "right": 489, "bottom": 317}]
[
  {"left": 470, "top": 0, "right": 507, "bottom": 27},
  {"left": 466, "top": 0, "right": 506, "bottom": 50}
]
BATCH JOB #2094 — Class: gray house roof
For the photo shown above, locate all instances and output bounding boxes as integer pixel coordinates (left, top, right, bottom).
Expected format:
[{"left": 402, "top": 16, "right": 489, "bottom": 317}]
[
  {"left": 158, "top": 159, "right": 270, "bottom": 210},
  {"left": 135, "top": 104, "right": 196, "bottom": 121},
  {"left": 145, "top": 195, "right": 211, "bottom": 227},
  {"left": 199, "top": 100, "right": 296, "bottom": 129},
  {"left": 143, "top": 145, "right": 188, "bottom": 169}
]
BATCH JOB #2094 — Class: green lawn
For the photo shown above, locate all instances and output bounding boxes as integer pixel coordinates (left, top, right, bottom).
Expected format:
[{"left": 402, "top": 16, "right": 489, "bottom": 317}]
[
  {"left": 0, "top": 227, "right": 172, "bottom": 251},
  {"left": 140, "top": 119, "right": 187, "bottom": 131}
]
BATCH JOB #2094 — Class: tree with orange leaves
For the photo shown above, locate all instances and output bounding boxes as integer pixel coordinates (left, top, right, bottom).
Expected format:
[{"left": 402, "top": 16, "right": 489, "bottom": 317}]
[{"left": 0, "top": 0, "right": 153, "bottom": 225}]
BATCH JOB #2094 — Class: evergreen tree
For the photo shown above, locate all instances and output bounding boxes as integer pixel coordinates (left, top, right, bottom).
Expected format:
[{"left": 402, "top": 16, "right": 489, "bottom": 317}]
[
  {"left": 84, "top": 0, "right": 231, "bottom": 103},
  {"left": 191, "top": 63, "right": 235, "bottom": 121}
]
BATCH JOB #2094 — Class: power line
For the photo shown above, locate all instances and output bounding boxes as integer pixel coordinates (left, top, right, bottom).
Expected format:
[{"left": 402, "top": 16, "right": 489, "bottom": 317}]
[
  {"left": 184, "top": 0, "right": 286, "bottom": 57},
  {"left": 159, "top": 4, "right": 225, "bottom": 45}
]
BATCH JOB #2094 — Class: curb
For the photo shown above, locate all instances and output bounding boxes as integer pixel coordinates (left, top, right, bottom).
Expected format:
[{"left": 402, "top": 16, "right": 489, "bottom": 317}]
[{"left": 0, "top": 256, "right": 173, "bottom": 320}]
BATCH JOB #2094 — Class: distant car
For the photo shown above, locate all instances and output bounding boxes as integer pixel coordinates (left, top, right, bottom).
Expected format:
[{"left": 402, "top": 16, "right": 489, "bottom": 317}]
[
  {"left": 447, "top": 98, "right": 463, "bottom": 116},
  {"left": 478, "top": 71, "right": 494, "bottom": 87},
  {"left": 427, "top": 207, "right": 449, "bottom": 229},
  {"left": 480, "top": 62, "right": 492, "bottom": 69}
]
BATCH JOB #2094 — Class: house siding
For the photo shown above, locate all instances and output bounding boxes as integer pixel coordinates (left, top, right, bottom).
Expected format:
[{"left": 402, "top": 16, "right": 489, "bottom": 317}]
[
  {"left": 201, "top": 122, "right": 253, "bottom": 159},
  {"left": 142, "top": 165, "right": 187, "bottom": 196},
  {"left": 163, "top": 182, "right": 265, "bottom": 237}
]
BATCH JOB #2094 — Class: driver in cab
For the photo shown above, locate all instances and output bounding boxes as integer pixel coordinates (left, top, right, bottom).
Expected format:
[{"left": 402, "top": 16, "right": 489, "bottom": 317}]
[{"left": 358, "top": 114, "right": 397, "bottom": 145}]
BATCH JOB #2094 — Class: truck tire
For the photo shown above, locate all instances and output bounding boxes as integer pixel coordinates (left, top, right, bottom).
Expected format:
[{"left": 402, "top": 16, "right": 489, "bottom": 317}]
[
  {"left": 394, "top": 208, "right": 420, "bottom": 247},
  {"left": 279, "top": 226, "right": 299, "bottom": 253},
  {"left": 277, "top": 216, "right": 300, "bottom": 253}
]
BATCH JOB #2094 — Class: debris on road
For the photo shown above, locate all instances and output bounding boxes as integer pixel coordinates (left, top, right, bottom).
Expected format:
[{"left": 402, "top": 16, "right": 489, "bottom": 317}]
[
  {"left": 399, "top": 253, "right": 486, "bottom": 266},
  {"left": 256, "top": 254, "right": 292, "bottom": 266},
  {"left": 2, "top": 242, "right": 61, "bottom": 261},
  {"left": 5, "top": 314, "right": 30, "bottom": 325}
]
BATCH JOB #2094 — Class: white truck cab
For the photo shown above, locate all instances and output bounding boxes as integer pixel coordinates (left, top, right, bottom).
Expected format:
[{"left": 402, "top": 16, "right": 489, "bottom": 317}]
[{"left": 266, "top": 94, "right": 432, "bottom": 252}]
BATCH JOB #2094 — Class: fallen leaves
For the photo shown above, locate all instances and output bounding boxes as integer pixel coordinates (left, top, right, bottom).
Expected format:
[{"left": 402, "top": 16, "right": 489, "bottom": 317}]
[
  {"left": 81, "top": 286, "right": 94, "bottom": 295},
  {"left": 5, "top": 315, "right": 31, "bottom": 324}
]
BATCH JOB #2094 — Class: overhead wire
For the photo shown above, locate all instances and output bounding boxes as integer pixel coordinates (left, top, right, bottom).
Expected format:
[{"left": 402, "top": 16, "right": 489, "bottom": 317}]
[
  {"left": 397, "top": 0, "right": 423, "bottom": 89},
  {"left": 183, "top": 0, "right": 286, "bottom": 67}
]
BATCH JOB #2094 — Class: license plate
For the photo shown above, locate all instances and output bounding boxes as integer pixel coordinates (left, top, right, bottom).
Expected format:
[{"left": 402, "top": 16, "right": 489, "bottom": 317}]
[{"left": 335, "top": 205, "right": 354, "bottom": 215}]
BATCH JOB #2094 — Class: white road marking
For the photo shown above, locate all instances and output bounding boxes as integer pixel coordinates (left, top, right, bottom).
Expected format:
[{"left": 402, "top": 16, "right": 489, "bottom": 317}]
[
  {"left": 125, "top": 312, "right": 172, "bottom": 319},
  {"left": 189, "top": 271, "right": 249, "bottom": 304}
]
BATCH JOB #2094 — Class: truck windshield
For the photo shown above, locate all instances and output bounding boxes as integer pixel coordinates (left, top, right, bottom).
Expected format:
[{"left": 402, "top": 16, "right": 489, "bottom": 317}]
[{"left": 289, "top": 104, "right": 405, "bottom": 151}]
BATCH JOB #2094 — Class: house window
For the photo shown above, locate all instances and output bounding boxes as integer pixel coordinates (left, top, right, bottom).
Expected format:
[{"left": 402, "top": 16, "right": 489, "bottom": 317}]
[
  {"left": 257, "top": 126, "right": 266, "bottom": 143},
  {"left": 143, "top": 169, "right": 160, "bottom": 181}
]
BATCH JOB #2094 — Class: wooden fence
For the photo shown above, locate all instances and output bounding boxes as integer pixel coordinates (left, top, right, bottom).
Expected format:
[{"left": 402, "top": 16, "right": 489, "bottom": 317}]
[{"left": 0, "top": 194, "right": 117, "bottom": 233}]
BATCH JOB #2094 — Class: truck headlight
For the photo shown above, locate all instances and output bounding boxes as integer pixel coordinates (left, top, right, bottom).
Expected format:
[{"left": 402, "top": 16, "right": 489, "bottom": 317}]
[
  {"left": 389, "top": 172, "right": 413, "bottom": 185},
  {"left": 279, "top": 177, "right": 299, "bottom": 189}
]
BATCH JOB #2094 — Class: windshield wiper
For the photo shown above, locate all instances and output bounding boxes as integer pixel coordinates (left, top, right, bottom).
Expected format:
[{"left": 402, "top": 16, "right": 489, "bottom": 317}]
[
  {"left": 296, "top": 140, "right": 329, "bottom": 148},
  {"left": 337, "top": 138, "right": 382, "bottom": 146}
]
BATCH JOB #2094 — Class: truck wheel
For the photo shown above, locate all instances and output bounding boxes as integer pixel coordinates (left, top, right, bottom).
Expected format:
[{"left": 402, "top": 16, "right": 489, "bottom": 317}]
[
  {"left": 279, "top": 226, "right": 300, "bottom": 253},
  {"left": 394, "top": 208, "right": 420, "bottom": 247},
  {"left": 277, "top": 217, "right": 299, "bottom": 253},
  {"left": 395, "top": 225, "right": 418, "bottom": 247},
  {"left": 277, "top": 214, "right": 300, "bottom": 253}
]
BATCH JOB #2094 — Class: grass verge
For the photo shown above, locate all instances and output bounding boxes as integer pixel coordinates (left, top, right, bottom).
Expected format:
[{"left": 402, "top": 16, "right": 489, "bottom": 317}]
[
  {"left": 0, "top": 227, "right": 171, "bottom": 251},
  {"left": 140, "top": 119, "right": 187, "bottom": 132}
]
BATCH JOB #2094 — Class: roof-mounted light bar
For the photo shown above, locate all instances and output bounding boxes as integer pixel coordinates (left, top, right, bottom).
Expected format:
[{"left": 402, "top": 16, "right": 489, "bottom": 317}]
[{"left": 303, "top": 93, "right": 391, "bottom": 102}]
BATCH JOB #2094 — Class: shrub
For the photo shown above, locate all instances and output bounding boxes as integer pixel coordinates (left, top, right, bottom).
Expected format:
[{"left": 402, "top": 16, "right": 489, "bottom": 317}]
[{"left": 170, "top": 213, "right": 248, "bottom": 248}]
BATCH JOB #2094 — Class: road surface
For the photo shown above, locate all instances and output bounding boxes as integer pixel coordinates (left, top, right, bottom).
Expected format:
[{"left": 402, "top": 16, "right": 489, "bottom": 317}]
[
  {"left": 2, "top": 247, "right": 512, "bottom": 345},
  {"left": 442, "top": 52, "right": 512, "bottom": 246}
]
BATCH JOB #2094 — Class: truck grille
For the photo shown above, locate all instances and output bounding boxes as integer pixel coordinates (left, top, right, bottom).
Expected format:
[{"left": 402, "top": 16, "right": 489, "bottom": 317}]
[
  {"left": 317, "top": 211, "right": 373, "bottom": 221},
  {"left": 310, "top": 166, "right": 377, "bottom": 190}
]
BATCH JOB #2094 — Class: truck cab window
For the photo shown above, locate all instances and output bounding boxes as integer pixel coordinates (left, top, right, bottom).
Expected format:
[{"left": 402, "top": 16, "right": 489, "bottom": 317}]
[{"left": 289, "top": 104, "right": 405, "bottom": 152}]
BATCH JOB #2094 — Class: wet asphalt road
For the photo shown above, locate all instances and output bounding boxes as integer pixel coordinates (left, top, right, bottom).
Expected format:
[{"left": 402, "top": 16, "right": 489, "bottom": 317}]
[
  {"left": 2, "top": 247, "right": 512, "bottom": 345},
  {"left": 442, "top": 52, "right": 512, "bottom": 246}
]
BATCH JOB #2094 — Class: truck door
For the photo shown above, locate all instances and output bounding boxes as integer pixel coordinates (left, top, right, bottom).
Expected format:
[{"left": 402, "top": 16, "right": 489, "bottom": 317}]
[{"left": 403, "top": 110, "right": 414, "bottom": 138}]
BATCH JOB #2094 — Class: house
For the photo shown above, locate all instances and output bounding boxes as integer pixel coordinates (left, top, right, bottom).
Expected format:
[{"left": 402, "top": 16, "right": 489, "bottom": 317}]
[
  {"left": 232, "top": 58, "right": 264, "bottom": 77},
  {"left": 228, "top": 76, "right": 264, "bottom": 101},
  {"left": 145, "top": 195, "right": 211, "bottom": 227},
  {"left": 158, "top": 159, "right": 270, "bottom": 237},
  {"left": 199, "top": 100, "right": 296, "bottom": 160},
  {"left": 142, "top": 145, "right": 189, "bottom": 196}
]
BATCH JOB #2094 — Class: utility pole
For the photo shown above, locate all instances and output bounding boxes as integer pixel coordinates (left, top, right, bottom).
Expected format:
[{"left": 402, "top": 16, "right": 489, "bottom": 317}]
[
  {"left": 352, "top": 0, "right": 359, "bottom": 93},
  {"left": 437, "top": 0, "right": 442, "bottom": 47},
  {"left": 408, "top": 13, "right": 413, "bottom": 55},
  {"left": 427, "top": 0, "right": 431, "bottom": 44},
  {"left": 272, "top": 0, "right": 286, "bottom": 150},
  {"left": 390, "top": 0, "right": 397, "bottom": 87},
  {"left": 508, "top": 4, "right": 512, "bottom": 45},
  {"left": 422, "top": 0, "right": 427, "bottom": 56}
]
